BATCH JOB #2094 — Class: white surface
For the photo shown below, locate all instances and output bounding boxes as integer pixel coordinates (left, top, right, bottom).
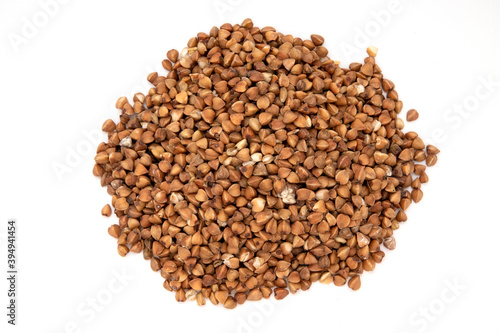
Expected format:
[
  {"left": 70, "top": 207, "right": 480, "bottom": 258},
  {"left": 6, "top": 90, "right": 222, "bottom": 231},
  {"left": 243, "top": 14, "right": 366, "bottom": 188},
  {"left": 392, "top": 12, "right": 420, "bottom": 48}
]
[{"left": 1, "top": 0, "right": 499, "bottom": 332}]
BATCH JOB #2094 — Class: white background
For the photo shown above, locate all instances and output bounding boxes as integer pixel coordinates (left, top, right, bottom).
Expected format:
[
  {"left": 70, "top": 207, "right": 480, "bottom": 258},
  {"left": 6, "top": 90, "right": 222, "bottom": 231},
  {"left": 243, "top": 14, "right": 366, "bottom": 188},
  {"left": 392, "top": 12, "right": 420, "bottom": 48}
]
[{"left": 1, "top": 0, "right": 500, "bottom": 332}]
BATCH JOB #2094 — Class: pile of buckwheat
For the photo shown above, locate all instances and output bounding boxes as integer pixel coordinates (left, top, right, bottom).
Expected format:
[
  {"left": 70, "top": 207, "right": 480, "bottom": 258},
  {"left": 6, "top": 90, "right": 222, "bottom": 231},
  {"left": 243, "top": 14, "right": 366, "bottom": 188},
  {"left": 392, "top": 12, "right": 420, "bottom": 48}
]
[{"left": 93, "top": 18, "right": 439, "bottom": 308}]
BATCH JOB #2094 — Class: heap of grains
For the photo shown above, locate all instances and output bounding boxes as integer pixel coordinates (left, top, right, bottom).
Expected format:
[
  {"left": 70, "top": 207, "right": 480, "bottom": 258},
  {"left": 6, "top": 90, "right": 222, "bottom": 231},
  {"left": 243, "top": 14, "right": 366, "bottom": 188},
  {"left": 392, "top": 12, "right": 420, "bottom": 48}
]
[{"left": 93, "top": 18, "right": 439, "bottom": 308}]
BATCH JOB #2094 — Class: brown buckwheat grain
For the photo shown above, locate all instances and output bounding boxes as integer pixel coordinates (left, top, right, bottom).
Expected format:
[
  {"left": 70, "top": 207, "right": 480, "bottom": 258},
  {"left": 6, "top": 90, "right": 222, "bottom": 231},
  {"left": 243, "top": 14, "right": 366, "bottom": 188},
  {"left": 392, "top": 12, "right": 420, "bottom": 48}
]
[{"left": 93, "top": 18, "right": 439, "bottom": 308}]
